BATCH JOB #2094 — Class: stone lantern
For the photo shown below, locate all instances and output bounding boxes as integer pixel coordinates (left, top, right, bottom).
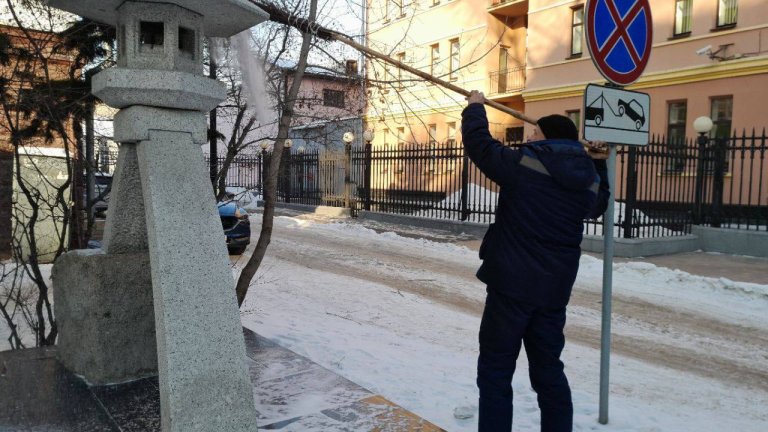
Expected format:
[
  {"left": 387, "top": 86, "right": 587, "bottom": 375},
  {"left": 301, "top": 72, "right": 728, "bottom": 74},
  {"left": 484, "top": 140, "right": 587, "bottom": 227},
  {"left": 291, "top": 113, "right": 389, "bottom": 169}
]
[{"left": 48, "top": 1, "right": 267, "bottom": 431}]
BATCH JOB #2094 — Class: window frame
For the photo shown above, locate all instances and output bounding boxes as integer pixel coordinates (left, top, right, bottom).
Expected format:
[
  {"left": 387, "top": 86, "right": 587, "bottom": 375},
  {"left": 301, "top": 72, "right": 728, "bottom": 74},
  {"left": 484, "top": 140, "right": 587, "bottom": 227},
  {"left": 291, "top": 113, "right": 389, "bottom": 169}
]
[
  {"left": 449, "top": 38, "right": 460, "bottom": 81},
  {"left": 446, "top": 122, "right": 456, "bottom": 146},
  {"left": 673, "top": 0, "right": 692, "bottom": 36},
  {"left": 322, "top": 88, "right": 345, "bottom": 108},
  {"left": 710, "top": 95, "right": 733, "bottom": 169},
  {"left": 430, "top": 43, "right": 440, "bottom": 77},
  {"left": 716, "top": 0, "right": 738, "bottom": 28},
  {"left": 570, "top": 5, "right": 584, "bottom": 58},
  {"left": 665, "top": 101, "right": 688, "bottom": 173}
]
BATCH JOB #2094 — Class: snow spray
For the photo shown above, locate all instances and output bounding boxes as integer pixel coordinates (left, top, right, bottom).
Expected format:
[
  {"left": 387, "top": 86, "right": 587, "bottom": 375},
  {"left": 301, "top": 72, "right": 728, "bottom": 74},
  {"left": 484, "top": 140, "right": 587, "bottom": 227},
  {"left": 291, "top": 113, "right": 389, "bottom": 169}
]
[{"left": 232, "top": 31, "right": 272, "bottom": 124}]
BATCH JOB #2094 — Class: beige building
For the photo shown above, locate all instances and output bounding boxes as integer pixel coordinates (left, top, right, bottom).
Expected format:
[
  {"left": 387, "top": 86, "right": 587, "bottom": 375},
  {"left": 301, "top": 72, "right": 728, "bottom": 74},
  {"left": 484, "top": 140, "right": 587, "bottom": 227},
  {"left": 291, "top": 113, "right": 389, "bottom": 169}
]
[
  {"left": 365, "top": 0, "right": 768, "bottom": 212},
  {"left": 366, "top": 0, "right": 768, "bottom": 143}
]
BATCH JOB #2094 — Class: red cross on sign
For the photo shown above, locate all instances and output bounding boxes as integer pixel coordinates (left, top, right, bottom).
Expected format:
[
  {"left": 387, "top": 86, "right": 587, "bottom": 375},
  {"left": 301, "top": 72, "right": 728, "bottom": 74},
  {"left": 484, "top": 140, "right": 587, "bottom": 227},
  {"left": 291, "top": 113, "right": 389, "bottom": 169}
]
[{"left": 585, "top": 0, "right": 653, "bottom": 86}]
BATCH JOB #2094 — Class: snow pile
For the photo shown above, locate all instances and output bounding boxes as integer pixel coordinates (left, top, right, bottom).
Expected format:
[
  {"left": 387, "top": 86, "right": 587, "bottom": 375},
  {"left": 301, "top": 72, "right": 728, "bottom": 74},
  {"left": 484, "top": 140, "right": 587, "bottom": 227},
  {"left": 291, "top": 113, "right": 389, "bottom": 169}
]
[
  {"left": 407, "top": 184, "right": 685, "bottom": 239},
  {"left": 586, "top": 202, "right": 683, "bottom": 238},
  {"left": 411, "top": 183, "right": 499, "bottom": 220}
]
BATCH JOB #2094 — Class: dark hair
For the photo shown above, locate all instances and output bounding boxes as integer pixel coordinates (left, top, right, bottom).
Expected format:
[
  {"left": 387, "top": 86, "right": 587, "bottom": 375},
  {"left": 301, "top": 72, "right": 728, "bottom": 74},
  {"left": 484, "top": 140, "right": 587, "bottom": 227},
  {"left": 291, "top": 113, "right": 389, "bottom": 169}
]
[{"left": 537, "top": 114, "right": 579, "bottom": 141}]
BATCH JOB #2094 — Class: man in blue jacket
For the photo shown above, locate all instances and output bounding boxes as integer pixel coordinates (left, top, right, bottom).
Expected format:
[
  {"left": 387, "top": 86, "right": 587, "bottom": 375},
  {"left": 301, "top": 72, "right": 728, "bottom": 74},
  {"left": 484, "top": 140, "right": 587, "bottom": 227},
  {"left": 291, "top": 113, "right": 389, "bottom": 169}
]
[{"left": 463, "top": 91, "right": 610, "bottom": 432}]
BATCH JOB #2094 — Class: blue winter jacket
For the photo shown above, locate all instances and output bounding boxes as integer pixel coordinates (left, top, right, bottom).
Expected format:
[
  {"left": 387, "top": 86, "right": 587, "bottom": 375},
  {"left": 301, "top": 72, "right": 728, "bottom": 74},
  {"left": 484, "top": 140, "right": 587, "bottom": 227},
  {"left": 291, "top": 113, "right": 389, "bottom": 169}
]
[{"left": 462, "top": 103, "right": 610, "bottom": 308}]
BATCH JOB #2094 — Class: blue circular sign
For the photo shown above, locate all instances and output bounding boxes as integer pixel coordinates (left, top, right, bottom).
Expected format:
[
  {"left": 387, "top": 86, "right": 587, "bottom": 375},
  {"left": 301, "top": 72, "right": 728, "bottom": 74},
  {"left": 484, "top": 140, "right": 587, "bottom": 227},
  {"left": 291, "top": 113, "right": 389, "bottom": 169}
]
[{"left": 585, "top": 0, "right": 653, "bottom": 86}]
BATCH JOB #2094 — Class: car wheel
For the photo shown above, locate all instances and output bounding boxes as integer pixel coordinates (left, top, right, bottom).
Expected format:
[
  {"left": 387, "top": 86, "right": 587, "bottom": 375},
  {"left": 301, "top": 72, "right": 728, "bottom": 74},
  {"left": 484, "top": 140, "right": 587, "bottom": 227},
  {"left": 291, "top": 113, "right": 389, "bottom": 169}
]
[
  {"left": 618, "top": 105, "right": 625, "bottom": 116},
  {"left": 228, "top": 245, "right": 247, "bottom": 255},
  {"left": 595, "top": 115, "right": 602, "bottom": 126},
  {"left": 635, "top": 120, "right": 642, "bottom": 130}
]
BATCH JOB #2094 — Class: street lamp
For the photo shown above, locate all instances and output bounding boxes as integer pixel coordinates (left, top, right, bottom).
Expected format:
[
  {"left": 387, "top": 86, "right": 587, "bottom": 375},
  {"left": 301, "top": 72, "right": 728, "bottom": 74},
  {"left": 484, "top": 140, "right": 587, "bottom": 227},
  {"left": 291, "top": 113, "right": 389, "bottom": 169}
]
[
  {"left": 692, "top": 116, "right": 714, "bottom": 225},
  {"left": 284, "top": 139, "right": 293, "bottom": 149},
  {"left": 342, "top": 131, "right": 354, "bottom": 209},
  {"left": 694, "top": 116, "right": 714, "bottom": 145},
  {"left": 363, "top": 129, "right": 375, "bottom": 144}
]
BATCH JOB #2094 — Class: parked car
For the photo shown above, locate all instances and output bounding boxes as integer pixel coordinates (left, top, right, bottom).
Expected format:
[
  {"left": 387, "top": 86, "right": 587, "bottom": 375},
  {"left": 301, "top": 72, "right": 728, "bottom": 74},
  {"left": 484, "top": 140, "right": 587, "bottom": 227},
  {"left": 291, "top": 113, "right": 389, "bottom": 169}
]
[
  {"left": 81, "top": 171, "right": 112, "bottom": 218},
  {"left": 93, "top": 172, "right": 112, "bottom": 217},
  {"left": 218, "top": 201, "right": 251, "bottom": 255}
]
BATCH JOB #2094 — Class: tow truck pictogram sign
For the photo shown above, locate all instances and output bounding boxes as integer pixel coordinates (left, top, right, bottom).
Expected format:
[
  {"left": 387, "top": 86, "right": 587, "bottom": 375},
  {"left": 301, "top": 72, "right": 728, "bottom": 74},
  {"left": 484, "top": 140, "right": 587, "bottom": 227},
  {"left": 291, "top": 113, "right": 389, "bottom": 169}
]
[{"left": 583, "top": 83, "right": 650, "bottom": 146}]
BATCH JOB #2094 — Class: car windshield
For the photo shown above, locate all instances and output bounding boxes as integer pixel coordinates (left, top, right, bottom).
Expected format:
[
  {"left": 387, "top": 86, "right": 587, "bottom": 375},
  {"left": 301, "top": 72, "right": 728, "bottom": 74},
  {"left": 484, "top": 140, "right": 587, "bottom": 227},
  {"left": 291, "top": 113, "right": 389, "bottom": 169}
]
[{"left": 630, "top": 100, "right": 644, "bottom": 116}]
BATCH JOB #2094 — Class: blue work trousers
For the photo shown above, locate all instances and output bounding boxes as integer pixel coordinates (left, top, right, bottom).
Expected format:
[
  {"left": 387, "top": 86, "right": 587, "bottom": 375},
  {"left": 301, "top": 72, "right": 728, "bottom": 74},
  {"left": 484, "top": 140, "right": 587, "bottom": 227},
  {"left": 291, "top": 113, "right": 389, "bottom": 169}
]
[{"left": 477, "top": 287, "right": 573, "bottom": 432}]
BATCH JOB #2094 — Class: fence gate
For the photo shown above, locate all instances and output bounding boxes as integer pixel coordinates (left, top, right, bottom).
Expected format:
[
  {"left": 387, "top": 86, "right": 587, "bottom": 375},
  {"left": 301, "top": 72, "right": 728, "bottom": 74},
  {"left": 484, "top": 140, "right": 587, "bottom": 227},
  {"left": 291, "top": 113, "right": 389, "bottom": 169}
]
[{"left": 319, "top": 151, "right": 347, "bottom": 206}]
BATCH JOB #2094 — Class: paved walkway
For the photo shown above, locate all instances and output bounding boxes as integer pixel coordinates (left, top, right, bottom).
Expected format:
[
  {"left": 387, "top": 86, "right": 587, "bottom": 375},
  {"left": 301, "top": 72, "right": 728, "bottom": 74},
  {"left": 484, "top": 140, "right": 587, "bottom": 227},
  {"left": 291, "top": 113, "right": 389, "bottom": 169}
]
[{"left": 0, "top": 328, "right": 444, "bottom": 431}]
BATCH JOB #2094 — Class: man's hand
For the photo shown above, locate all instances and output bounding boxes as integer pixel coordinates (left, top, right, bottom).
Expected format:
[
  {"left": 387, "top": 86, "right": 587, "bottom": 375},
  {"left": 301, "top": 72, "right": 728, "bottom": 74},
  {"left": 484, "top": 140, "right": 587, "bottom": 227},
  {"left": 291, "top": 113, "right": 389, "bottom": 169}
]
[
  {"left": 466, "top": 90, "right": 485, "bottom": 106},
  {"left": 585, "top": 140, "right": 610, "bottom": 160}
]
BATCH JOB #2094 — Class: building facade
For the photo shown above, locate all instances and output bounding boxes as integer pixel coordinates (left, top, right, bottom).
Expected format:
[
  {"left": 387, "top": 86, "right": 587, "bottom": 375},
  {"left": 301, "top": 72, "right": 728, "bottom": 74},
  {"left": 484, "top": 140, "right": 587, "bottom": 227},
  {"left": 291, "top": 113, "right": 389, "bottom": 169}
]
[
  {"left": 0, "top": 23, "right": 76, "bottom": 258},
  {"left": 286, "top": 62, "right": 366, "bottom": 151},
  {"left": 366, "top": 0, "right": 767, "bottom": 142},
  {"left": 365, "top": 0, "right": 768, "bottom": 213}
]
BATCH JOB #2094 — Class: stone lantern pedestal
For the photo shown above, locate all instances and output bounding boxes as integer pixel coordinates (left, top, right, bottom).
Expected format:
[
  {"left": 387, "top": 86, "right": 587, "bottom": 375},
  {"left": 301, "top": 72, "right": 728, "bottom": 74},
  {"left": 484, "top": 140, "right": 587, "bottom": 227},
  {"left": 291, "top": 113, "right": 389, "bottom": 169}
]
[{"left": 49, "top": 1, "right": 267, "bottom": 430}]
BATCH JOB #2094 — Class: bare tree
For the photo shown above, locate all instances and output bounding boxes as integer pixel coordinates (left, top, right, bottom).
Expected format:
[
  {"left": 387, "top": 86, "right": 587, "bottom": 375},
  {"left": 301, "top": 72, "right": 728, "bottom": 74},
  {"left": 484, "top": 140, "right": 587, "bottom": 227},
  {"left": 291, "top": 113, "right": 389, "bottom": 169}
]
[
  {"left": 0, "top": 0, "right": 113, "bottom": 348},
  {"left": 235, "top": 0, "right": 319, "bottom": 306}
]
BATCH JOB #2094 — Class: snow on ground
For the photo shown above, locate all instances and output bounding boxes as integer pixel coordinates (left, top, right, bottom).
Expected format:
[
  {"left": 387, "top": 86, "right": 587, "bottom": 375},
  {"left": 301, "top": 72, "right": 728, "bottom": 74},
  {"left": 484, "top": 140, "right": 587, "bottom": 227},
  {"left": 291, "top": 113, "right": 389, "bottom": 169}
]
[{"left": 239, "top": 214, "right": 768, "bottom": 432}]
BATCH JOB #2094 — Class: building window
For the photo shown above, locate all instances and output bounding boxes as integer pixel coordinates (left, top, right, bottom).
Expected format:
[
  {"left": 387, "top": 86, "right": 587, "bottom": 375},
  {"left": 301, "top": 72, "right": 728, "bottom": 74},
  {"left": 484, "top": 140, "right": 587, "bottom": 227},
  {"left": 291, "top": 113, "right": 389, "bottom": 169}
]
[
  {"left": 382, "top": 128, "right": 390, "bottom": 148},
  {"left": 497, "top": 46, "right": 509, "bottom": 94},
  {"left": 430, "top": 43, "right": 440, "bottom": 76},
  {"left": 717, "top": 0, "right": 738, "bottom": 27},
  {"left": 666, "top": 101, "right": 687, "bottom": 173},
  {"left": 505, "top": 127, "right": 524, "bottom": 144},
  {"left": 322, "top": 89, "right": 345, "bottom": 108},
  {"left": 674, "top": 0, "right": 692, "bottom": 35},
  {"left": 384, "top": 0, "right": 391, "bottom": 22},
  {"left": 447, "top": 122, "right": 456, "bottom": 146},
  {"left": 396, "top": 52, "right": 405, "bottom": 88},
  {"left": 571, "top": 6, "right": 584, "bottom": 56},
  {"left": 398, "top": 0, "right": 406, "bottom": 18},
  {"left": 397, "top": 127, "right": 406, "bottom": 146},
  {"left": 566, "top": 110, "right": 581, "bottom": 131},
  {"left": 710, "top": 96, "right": 733, "bottom": 171},
  {"left": 345, "top": 60, "right": 358, "bottom": 75},
  {"left": 432, "top": 0, "right": 440, "bottom": 6},
  {"left": 449, "top": 38, "right": 460, "bottom": 81},
  {"left": 710, "top": 96, "right": 732, "bottom": 139},
  {"left": 426, "top": 124, "right": 437, "bottom": 147}
]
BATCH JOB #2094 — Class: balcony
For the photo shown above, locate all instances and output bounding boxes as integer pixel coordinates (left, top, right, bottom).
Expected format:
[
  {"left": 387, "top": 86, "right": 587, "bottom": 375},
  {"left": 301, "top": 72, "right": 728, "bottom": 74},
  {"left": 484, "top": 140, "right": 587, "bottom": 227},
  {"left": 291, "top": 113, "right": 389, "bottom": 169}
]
[
  {"left": 488, "top": 0, "right": 528, "bottom": 18},
  {"left": 488, "top": 66, "right": 526, "bottom": 97}
]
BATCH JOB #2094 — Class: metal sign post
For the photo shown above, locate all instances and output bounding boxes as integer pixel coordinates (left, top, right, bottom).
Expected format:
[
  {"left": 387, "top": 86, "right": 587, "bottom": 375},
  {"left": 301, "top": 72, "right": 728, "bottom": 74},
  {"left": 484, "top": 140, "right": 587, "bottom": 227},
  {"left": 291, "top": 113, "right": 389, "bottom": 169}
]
[
  {"left": 584, "top": 0, "right": 653, "bottom": 425},
  {"left": 599, "top": 144, "right": 617, "bottom": 424}
]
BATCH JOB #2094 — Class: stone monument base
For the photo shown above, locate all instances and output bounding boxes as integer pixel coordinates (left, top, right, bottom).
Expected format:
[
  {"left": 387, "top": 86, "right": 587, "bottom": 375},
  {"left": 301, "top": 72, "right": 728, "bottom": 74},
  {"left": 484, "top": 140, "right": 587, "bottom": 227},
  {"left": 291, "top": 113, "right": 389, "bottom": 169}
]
[{"left": 52, "top": 249, "right": 157, "bottom": 385}]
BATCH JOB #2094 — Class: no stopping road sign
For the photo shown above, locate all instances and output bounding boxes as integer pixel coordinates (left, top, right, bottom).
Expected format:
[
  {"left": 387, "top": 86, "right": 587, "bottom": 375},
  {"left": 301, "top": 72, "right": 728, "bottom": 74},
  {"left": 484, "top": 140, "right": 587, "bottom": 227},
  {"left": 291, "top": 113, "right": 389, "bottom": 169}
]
[{"left": 585, "top": 0, "right": 653, "bottom": 86}]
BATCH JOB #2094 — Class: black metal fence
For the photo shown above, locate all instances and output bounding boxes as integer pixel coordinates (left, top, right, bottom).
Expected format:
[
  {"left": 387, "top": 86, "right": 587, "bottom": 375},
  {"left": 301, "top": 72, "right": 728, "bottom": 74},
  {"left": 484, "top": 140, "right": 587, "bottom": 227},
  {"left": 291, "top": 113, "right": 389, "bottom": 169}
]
[{"left": 200, "top": 129, "right": 767, "bottom": 238}]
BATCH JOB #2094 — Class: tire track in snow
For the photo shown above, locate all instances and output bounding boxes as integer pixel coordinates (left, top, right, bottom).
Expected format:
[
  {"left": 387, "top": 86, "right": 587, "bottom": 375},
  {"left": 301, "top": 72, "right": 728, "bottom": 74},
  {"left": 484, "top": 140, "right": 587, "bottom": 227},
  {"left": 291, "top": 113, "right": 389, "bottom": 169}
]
[{"left": 259, "top": 218, "right": 768, "bottom": 392}]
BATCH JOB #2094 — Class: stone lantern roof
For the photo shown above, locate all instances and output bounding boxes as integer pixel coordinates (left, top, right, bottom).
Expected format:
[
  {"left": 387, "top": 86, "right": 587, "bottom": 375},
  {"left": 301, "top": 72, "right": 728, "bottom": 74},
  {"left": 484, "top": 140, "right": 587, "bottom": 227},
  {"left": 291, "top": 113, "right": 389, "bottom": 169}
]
[{"left": 47, "top": 0, "right": 267, "bottom": 38}]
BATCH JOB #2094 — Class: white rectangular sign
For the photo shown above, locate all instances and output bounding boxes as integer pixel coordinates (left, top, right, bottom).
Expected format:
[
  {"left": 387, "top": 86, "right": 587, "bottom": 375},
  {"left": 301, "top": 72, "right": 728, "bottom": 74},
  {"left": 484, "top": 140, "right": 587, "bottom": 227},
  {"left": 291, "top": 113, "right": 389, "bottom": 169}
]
[{"left": 583, "top": 84, "right": 650, "bottom": 146}]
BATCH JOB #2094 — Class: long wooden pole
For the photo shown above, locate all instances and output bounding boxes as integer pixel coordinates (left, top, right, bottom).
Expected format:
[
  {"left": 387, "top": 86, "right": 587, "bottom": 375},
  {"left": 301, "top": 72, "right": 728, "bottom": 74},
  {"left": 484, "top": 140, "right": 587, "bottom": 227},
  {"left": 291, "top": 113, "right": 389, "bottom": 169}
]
[
  {"left": 252, "top": 1, "right": 538, "bottom": 125},
  {"left": 252, "top": 2, "right": 608, "bottom": 153}
]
